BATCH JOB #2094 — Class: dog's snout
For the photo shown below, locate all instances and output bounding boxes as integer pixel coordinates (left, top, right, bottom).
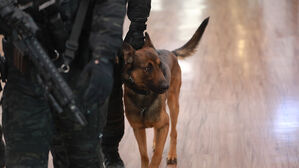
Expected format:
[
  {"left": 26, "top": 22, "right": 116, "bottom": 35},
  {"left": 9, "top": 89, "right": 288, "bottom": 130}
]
[
  {"left": 159, "top": 83, "right": 169, "bottom": 92},
  {"left": 160, "top": 83, "right": 169, "bottom": 90}
]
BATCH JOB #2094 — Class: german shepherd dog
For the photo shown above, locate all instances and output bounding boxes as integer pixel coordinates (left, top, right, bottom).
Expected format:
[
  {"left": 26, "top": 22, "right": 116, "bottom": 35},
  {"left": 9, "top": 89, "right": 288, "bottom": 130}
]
[{"left": 122, "top": 17, "right": 209, "bottom": 168}]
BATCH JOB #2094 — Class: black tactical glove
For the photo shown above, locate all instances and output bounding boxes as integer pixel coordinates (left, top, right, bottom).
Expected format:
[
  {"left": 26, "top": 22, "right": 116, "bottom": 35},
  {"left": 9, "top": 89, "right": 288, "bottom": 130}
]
[
  {"left": 124, "top": 21, "right": 147, "bottom": 50},
  {"left": 80, "top": 58, "right": 114, "bottom": 106}
]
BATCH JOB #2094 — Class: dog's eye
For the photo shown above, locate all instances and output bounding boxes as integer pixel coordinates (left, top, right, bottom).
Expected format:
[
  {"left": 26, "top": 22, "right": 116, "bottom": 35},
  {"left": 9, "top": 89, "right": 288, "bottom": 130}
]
[{"left": 145, "top": 63, "right": 153, "bottom": 73}]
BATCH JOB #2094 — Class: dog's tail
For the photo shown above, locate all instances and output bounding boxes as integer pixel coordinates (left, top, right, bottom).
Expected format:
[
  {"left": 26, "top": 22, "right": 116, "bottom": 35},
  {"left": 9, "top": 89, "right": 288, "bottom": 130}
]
[{"left": 172, "top": 17, "right": 209, "bottom": 58}]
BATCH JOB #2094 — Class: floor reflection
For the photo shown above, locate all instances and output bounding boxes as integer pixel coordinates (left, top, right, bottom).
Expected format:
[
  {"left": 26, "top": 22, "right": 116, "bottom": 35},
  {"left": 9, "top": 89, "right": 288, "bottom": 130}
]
[{"left": 274, "top": 100, "right": 299, "bottom": 136}]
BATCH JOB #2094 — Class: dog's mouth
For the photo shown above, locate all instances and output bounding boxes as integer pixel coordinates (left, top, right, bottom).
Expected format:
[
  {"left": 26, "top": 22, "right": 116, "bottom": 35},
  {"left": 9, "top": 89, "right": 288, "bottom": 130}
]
[{"left": 155, "top": 88, "right": 167, "bottom": 94}]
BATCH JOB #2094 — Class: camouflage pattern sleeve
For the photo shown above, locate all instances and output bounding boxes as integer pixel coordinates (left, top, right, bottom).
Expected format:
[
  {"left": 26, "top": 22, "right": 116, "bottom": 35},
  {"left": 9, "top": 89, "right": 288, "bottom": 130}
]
[
  {"left": 127, "top": 0, "right": 151, "bottom": 22},
  {"left": 124, "top": 0, "right": 151, "bottom": 49},
  {"left": 89, "top": 0, "right": 126, "bottom": 62},
  {"left": 0, "top": 0, "right": 13, "bottom": 9},
  {"left": 0, "top": 0, "right": 14, "bottom": 35}
]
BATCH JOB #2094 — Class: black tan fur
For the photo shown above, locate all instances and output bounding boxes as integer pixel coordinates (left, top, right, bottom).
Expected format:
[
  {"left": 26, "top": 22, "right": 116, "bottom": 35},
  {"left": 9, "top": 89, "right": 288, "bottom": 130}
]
[{"left": 122, "top": 17, "right": 209, "bottom": 168}]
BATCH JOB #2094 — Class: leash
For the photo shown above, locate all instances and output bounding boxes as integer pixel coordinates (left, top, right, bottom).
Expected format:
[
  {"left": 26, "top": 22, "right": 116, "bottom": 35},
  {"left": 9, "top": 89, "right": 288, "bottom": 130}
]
[{"left": 60, "top": 0, "right": 91, "bottom": 73}]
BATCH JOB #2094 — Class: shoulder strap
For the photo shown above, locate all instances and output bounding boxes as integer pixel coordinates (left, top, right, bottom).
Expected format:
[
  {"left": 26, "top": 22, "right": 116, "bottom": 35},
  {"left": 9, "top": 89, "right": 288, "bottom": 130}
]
[{"left": 62, "top": 0, "right": 90, "bottom": 69}]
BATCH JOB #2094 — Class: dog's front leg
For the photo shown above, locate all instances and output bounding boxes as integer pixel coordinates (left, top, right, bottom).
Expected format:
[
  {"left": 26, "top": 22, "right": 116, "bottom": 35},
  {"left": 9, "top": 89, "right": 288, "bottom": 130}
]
[
  {"left": 133, "top": 128, "right": 149, "bottom": 168},
  {"left": 150, "top": 113, "right": 169, "bottom": 168},
  {"left": 167, "top": 87, "right": 180, "bottom": 165}
]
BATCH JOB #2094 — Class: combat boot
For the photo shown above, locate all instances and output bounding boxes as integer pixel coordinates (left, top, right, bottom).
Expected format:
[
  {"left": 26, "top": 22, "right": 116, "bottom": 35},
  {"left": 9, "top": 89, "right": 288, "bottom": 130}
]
[{"left": 103, "top": 148, "right": 125, "bottom": 168}]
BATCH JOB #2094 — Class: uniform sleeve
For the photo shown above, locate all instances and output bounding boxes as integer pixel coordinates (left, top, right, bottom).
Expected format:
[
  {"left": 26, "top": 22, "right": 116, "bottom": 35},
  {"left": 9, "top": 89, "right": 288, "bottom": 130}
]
[
  {"left": 127, "top": 0, "right": 151, "bottom": 22},
  {"left": 0, "top": 0, "right": 13, "bottom": 9},
  {"left": 89, "top": 0, "right": 126, "bottom": 62}
]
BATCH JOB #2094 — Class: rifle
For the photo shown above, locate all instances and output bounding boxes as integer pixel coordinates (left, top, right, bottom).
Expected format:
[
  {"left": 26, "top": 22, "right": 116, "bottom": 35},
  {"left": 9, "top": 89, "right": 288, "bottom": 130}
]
[
  {"left": 13, "top": 35, "right": 87, "bottom": 126},
  {"left": 0, "top": 3, "right": 87, "bottom": 126}
]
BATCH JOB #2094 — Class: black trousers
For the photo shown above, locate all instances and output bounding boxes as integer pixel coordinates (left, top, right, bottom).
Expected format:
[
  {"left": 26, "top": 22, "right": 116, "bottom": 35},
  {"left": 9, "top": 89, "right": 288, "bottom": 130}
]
[
  {"left": 1, "top": 39, "right": 113, "bottom": 167},
  {"left": 102, "top": 59, "right": 124, "bottom": 155},
  {"left": 51, "top": 61, "right": 124, "bottom": 168}
]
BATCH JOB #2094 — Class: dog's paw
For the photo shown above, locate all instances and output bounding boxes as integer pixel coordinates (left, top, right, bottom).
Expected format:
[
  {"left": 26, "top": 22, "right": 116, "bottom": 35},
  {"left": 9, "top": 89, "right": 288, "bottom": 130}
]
[{"left": 167, "top": 156, "right": 177, "bottom": 165}]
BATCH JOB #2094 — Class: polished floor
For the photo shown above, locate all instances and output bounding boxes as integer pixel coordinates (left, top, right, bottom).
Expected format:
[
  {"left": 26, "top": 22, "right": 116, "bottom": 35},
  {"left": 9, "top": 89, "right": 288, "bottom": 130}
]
[
  {"left": 120, "top": 0, "right": 299, "bottom": 168},
  {"left": 2, "top": 0, "right": 299, "bottom": 167}
]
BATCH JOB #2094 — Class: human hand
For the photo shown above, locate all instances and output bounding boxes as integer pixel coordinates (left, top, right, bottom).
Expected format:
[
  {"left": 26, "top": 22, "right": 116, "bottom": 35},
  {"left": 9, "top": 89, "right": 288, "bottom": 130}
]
[{"left": 79, "top": 59, "right": 114, "bottom": 106}]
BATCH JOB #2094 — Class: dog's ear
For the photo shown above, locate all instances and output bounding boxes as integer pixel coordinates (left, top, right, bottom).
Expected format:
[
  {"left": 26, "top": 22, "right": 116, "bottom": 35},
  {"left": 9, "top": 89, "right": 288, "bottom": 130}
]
[
  {"left": 122, "top": 42, "right": 135, "bottom": 64},
  {"left": 144, "top": 32, "right": 155, "bottom": 49}
]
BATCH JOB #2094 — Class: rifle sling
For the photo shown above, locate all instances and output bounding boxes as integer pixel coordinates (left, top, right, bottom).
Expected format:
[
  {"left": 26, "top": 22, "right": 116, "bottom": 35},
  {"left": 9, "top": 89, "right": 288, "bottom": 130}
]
[{"left": 63, "top": 0, "right": 90, "bottom": 66}]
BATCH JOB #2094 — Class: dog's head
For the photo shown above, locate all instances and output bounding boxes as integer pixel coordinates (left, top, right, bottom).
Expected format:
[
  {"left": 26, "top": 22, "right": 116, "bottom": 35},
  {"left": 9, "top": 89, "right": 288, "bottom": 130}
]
[{"left": 122, "top": 33, "right": 169, "bottom": 94}]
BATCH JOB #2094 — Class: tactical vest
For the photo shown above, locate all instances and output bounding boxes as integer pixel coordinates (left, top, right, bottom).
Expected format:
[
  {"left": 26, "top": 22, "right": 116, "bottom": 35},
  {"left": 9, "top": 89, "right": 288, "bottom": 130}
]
[
  {"left": 16, "top": 0, "right": 76, "bottom": 51},
  {"left": 14, "top": 0, "right": 93, "bottom": 68}
]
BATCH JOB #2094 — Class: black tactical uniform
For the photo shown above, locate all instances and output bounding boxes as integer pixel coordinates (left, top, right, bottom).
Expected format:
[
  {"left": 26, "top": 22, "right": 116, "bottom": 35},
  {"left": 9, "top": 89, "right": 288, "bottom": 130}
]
[
  {"left": 101, "top": 0, "right": 151, "bottom": 167},
  {"left": 0, "top": 0, "right": 151, "bottom": 167},
  {"left": 49, "top": 0, "right": 151, "bottom": 167},
  {"left": 0, "top": 0, "right": 126, "bottom": 167}
]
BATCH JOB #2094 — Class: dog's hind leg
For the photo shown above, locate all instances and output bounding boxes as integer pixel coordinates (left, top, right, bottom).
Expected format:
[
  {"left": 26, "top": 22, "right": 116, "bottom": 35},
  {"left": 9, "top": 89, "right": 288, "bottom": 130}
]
[
  {"left": 166, "top": 73, "right": 181, "bottom": 165},
  {"left": 150, "top": 112, "right": 169, "bottom": 168},
  {"left": 133, "top": 128, "right": 149, "bottom": 168}
]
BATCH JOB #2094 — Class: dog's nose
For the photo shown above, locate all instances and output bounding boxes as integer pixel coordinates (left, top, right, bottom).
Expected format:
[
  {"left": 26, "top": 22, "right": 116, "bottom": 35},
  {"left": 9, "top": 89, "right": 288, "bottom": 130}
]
[{"left": 159, "top": 83, "right": 169, "bottom": 92}]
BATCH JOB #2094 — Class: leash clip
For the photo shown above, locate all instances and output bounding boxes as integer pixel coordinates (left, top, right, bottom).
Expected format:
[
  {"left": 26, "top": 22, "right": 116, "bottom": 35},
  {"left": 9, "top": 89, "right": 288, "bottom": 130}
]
[
  {"left": 59, "top": 64, "right": 70, "bottom": 73},
  {"left": 52, "top": 50, "right": 60, "bottom": 61}
]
